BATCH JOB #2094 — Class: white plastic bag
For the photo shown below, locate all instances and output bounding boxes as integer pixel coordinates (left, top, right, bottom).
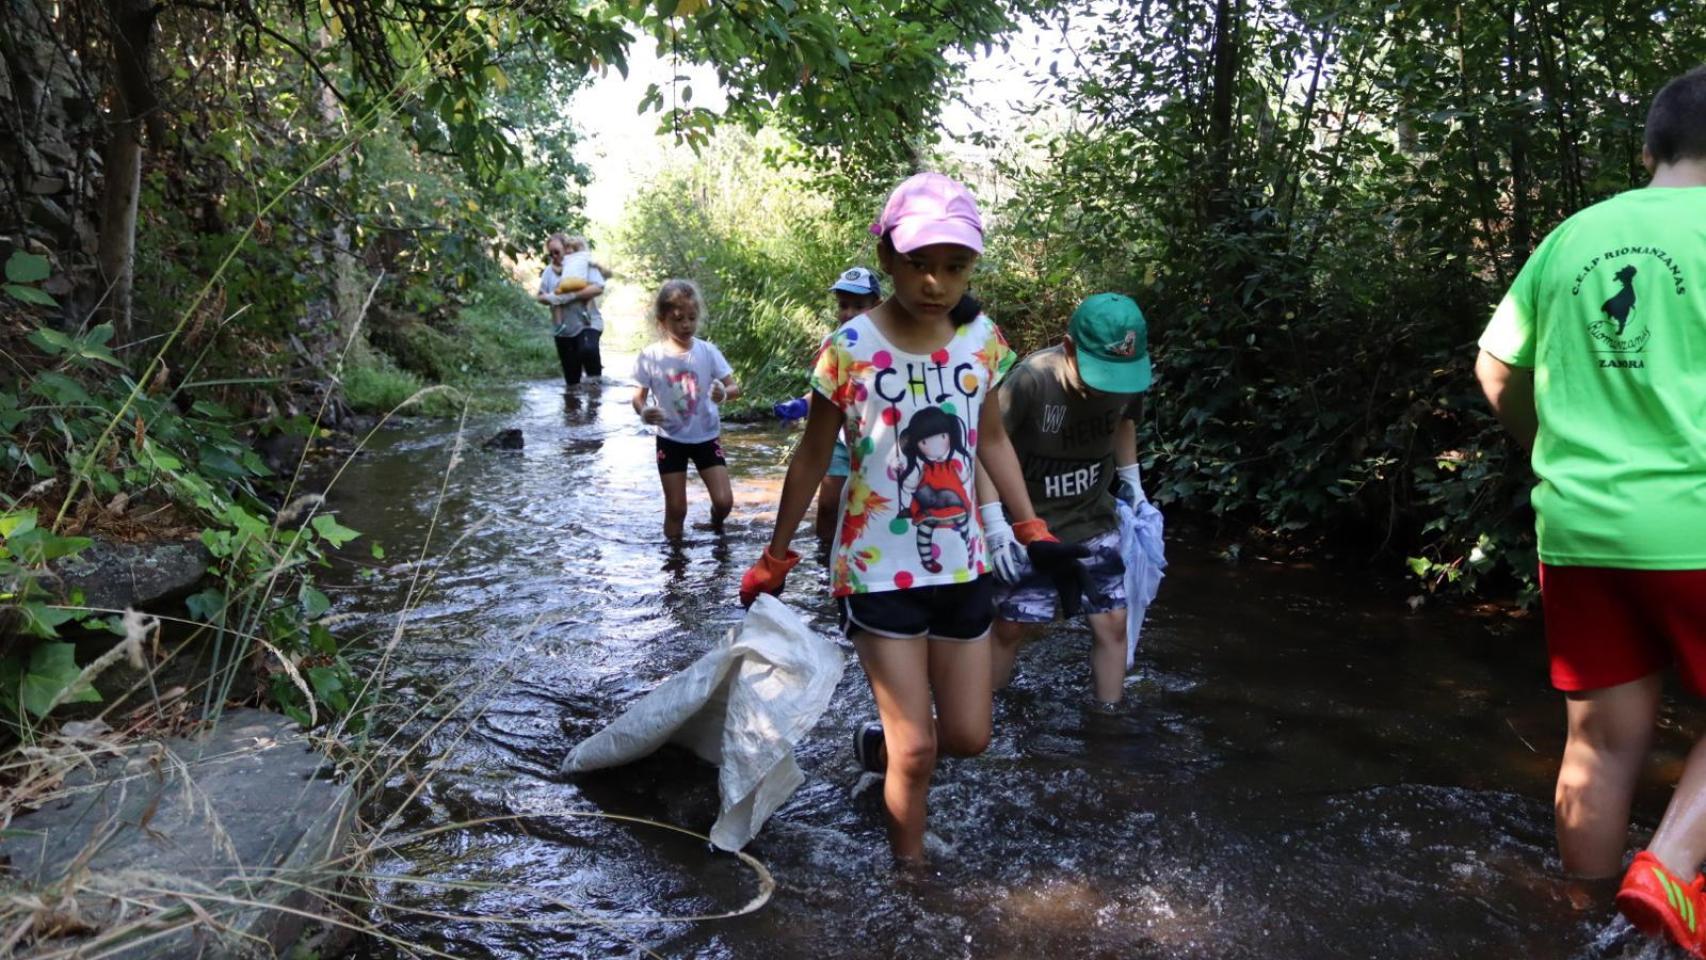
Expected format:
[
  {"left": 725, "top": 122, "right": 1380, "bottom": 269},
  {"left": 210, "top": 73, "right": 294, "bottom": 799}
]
[
  {"left": 561, "top": 595, "right": 845, "bottom": 851},
  {"left": 1115, "top": 469, "right": 1167, "bottom": 669}
]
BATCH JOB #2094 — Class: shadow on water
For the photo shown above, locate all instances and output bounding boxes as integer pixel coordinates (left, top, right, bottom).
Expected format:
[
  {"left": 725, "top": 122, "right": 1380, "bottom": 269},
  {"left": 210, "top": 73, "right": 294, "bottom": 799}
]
[{"left": 328, "top": 363, "right": 1697, "bottom": 959}]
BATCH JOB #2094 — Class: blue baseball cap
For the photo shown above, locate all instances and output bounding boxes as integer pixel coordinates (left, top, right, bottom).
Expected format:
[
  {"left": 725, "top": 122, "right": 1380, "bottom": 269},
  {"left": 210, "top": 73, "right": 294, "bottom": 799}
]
[{"left": 829, "top": 266, "right": 881, "bottom": 298}]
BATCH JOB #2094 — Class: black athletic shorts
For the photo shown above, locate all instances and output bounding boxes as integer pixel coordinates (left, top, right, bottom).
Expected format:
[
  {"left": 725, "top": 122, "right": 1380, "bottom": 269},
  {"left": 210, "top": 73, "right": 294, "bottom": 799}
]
[
  {"left": 838, "top": 577, "right": 996, "bottom": 642},
  {"left": 656, "top": 436, "right": 726, "bottom": 475}
]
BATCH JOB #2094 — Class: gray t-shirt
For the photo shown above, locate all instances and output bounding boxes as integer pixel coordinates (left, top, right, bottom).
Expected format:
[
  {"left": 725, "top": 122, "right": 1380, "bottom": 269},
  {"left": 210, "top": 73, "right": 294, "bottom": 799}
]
[{"left": 999, "top": 345, "right": 1144, "bottom": 543}]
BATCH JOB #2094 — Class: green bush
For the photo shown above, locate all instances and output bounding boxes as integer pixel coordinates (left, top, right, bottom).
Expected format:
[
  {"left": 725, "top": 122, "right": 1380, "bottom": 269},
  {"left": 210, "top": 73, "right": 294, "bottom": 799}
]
[
  {"left": 342, "top": 354, "right": 430, "bottom": 415},
  {"left": 348, "top": 272, "right": 558, "bottom": 417},
  {"left": 2, "top": 309, "right": 366, "bottom": 733},
  {"left": 458, "top": 277, "right": 559, "bottom": 377}
]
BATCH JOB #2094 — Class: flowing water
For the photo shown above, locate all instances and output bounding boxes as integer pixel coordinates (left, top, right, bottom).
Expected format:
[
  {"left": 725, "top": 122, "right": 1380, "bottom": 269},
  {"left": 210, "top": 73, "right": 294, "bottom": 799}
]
[{"left": 327, "top": 369, "right": 1695, "bottom": 959}]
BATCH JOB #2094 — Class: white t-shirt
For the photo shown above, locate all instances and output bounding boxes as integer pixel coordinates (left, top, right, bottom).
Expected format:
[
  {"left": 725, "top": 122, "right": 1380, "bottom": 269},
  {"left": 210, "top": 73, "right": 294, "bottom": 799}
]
[
  {"left": 633, "top": 338, "right": 733, "bottom": 444},
  {"left": 557, "top": 251, "right": 590, "bottom": 285},
  {"left": 811, "top": 312, "right": 1016, "bottom": 596}
]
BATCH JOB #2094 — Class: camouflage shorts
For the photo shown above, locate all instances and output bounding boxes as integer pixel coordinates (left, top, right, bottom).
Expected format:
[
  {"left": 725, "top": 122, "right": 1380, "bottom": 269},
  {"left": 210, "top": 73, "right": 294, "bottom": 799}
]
[{"left": 995, "top": 527, "right": 1127, "bottom": 622}]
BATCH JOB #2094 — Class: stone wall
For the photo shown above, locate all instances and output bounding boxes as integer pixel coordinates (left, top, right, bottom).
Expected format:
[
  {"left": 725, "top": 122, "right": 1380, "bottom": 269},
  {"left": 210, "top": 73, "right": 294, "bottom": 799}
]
[{"left": 0, "top": 5, "right": 106, "bottom": 315}]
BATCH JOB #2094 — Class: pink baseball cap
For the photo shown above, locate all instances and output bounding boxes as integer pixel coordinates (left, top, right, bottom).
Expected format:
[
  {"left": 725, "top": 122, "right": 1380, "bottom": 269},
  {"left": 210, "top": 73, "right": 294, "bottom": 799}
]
[{"left": 869, "top": 173, "right": 984, "bottom": 254}]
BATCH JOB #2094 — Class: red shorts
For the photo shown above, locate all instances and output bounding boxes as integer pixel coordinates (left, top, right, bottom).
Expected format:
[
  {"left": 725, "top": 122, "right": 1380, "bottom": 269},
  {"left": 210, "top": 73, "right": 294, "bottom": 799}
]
[{"left": 1540, "top": 565, "right": 1706, "bottom": 694}]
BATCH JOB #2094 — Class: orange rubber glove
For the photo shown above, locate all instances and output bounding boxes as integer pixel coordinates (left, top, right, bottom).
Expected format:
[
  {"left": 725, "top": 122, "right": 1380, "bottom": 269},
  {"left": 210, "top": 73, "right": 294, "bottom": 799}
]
[
  {"left": 1011, "top": 518, "right": 1057, "bottom": 545},
  {"left": 739, "top": 547, "right": 801, "bottom": 607}
]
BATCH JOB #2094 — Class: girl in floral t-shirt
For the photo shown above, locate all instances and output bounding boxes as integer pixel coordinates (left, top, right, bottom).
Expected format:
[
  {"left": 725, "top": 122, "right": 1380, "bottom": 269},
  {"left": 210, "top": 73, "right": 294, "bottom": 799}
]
[
  {"left": 738, "top": 173, "right": 1087, "bottom": 864},
  {"left": 808, "top": 311, "right": 1019, "bottom": 595}
]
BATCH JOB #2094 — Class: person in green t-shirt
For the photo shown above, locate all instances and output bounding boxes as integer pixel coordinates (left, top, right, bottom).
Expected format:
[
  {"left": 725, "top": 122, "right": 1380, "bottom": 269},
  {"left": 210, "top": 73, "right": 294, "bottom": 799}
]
[
  {"left": 1475, "top": 65, "right": 1706, "bottom": 955},
  {"left": 977, "top": 293, "right": 1152, "bottom": 708}
]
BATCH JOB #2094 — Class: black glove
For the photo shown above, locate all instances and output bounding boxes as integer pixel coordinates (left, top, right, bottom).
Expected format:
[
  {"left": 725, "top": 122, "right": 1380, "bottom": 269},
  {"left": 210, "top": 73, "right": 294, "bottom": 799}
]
[{"left": 1025, "top": 539, "right": 1093, "bottom": 618}]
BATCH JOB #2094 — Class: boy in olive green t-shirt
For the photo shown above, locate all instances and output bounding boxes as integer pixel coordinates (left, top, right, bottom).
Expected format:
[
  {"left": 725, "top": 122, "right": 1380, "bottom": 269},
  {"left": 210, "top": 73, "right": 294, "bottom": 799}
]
[
  {"left": 1476, "top": 66, "right": 1706, "bottom": 956},
  {"left": 975, "top": 293, "right": 1152, "bottom": 707}
]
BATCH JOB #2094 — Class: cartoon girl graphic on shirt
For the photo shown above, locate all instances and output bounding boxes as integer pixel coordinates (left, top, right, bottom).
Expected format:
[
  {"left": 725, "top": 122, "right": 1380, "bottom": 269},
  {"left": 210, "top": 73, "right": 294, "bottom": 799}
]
[{"left": 895, "top": 405, "right": 973, "bottom": 573}]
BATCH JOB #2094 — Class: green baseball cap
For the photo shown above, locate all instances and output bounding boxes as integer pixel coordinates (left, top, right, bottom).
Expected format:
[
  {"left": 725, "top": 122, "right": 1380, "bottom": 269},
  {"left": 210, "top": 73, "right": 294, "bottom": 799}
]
[{"left": 1068, "top": 293, "right": 1151, "bottom": 393}]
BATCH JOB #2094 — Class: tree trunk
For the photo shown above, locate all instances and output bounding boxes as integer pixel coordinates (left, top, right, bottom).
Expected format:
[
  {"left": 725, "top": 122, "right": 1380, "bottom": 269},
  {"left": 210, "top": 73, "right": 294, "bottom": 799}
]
[
  {"left": 95, "top": 121, "right": 140, "bottom": 341},
  {"left": 1453, "top": 6, "right": 1507, "bottom": 288},
  {"left": 1205, "top": 0, "right": 1239, "bottom": 226},
  {"left": 316, "top": 30, "right": 365, "bottom": 358},
  {"left": 94, "top": 0, "right": 158, "bottom": 347},
  {"left": 1279, "top": 30, "right": 1331, "bottom": 230},
  {"left": 1506, "top": 3, "right": 1531, "bottom": 261}
]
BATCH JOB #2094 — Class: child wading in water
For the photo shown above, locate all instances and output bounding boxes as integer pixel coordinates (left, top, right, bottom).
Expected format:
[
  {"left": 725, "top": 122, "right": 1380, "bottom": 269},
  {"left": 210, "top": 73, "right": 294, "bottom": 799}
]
[
  {"left": 979, "top": 293, "right": 1152, "bottom": 709},
  {"left": 739, "top": 173, "right": 1086, "bottom": 864},
  {"left": 774, "top": 266, "right": 885, "bottom": 544},
  {"left": 1476, "top": 66, "right": 1706, "bottom": 956},
  {"left": 633, "top": 280, "right": 740, "bottom": 539}
]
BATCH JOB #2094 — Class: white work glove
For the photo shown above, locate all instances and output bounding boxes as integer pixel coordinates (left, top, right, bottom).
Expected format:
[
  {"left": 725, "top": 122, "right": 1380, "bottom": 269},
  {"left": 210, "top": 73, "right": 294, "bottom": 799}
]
[
  {"left": 1114, "top": 463, "right": 1145, "bottom": 509},
  {"left": 980, "top": 502, "right": 1027, "bottom": 584}
]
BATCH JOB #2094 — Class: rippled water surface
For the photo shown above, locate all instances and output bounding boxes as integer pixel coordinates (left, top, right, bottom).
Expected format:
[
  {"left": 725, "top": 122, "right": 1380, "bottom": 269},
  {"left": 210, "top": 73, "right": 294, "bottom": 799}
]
[{"left": 327, "top": 369, "right": 1695, "bottom": 959}]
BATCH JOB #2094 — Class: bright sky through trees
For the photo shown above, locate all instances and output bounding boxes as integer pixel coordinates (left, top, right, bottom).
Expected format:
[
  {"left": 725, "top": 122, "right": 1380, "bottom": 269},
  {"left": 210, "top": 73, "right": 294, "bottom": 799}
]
[{"left": 571, "top": 16, "right": 1077, "bottom": 233}]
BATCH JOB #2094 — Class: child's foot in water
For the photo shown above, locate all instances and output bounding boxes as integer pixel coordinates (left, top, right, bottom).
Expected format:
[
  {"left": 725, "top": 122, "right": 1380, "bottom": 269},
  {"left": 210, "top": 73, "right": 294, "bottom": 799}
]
[{"left": 1616, "top": 850, "right": 1706, "bottom": 957}]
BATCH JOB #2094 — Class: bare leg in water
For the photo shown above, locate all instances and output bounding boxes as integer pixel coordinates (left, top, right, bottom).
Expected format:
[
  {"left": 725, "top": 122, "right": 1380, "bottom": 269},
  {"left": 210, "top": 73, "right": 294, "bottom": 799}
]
[
  {"left": 1555, "top": 674, "right": 1661, "bottom": 878},
  {"left": 701, "top": 465, "right": 733, "bottom": 530},
  {"left": 659, "top": 472, "right": 688, "bottom": 540},
  {"left": 853, "top": 631, "right": 992, "bottom": 863}
]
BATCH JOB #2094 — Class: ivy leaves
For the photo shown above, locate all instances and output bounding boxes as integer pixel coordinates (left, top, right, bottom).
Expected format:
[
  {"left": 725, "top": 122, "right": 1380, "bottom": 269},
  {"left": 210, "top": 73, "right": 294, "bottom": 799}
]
[
  {"left": 0, "top": 643, "right": 102, "bottom": 720},
  {"left": 5, "top": 251, "right": 56, "bottom": 307}
]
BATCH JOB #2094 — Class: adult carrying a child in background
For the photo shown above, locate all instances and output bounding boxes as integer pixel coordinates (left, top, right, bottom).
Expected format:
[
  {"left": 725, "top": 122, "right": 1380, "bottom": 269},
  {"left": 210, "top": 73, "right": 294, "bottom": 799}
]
[{"left": 536, "top": 233, "right": 608, "bottom": 387}]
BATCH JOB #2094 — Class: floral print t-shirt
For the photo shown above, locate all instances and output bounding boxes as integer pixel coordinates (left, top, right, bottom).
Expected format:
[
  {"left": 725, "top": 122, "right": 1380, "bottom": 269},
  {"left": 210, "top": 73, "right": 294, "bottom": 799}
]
[{"left": 811, "top": 312, "right": 1016, "bottom": 597}]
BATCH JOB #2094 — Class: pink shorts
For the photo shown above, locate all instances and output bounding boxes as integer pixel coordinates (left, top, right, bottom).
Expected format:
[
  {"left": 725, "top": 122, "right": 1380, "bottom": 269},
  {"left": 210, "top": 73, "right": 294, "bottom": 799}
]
[{"left": 1539, "top": 565, "right": 1706, "bottom": 694}]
